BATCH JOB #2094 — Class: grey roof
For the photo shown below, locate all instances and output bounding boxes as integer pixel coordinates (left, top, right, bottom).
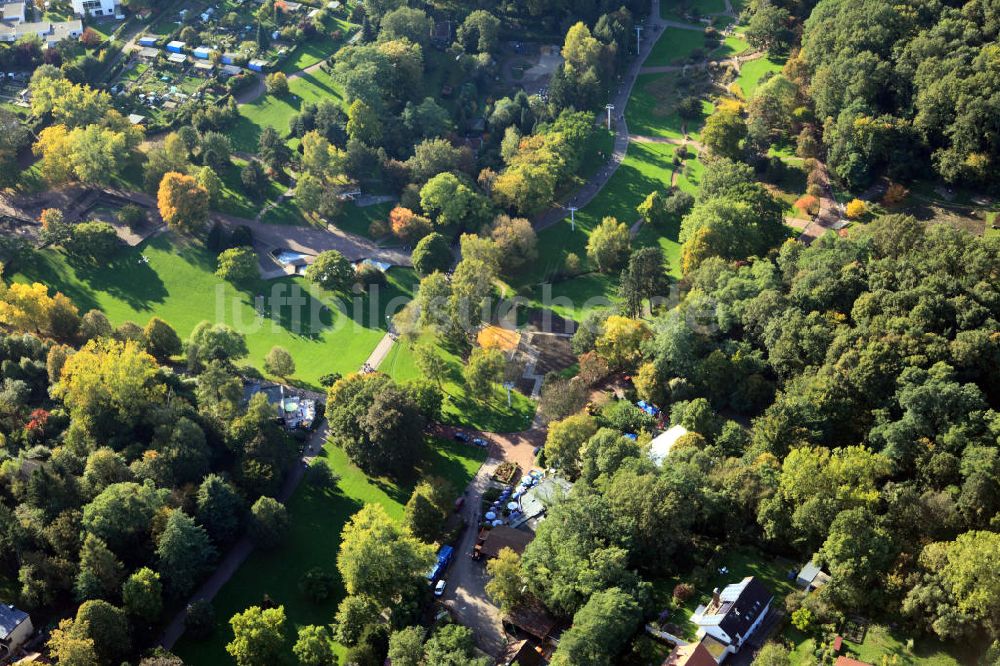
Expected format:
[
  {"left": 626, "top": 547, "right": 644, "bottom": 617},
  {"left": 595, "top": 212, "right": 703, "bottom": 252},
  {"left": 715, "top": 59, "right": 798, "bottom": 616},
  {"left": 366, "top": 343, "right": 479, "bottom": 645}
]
[
  {"left": 797, "top": 560, "right": 822, "bottom": 582},
  {"left": 0, "top": 604, "right": 29, "bottom": 640},
  {"left": 520, "top": 476, "right": 572, "bottom": 519},
  {"left": 2, "top": 3, "right": 24, "bottom": 19},
  {"left": 717, "top": 577, "right": 772, "bottom": 641}
]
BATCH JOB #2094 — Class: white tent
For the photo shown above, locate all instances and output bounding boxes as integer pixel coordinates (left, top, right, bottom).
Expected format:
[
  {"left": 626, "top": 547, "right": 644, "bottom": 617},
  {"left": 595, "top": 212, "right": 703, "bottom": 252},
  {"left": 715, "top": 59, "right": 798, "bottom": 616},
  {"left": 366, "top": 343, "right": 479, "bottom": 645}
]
[{"left": 648, "top": 424, "right": 689, "bottom": 466}]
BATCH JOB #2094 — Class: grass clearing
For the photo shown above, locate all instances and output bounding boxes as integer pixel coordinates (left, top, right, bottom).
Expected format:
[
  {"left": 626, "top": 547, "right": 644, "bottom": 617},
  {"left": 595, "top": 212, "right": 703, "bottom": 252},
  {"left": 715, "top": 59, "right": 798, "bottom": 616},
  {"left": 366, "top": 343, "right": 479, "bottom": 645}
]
[
  {"left": 12, "top": 235, "right": 416, "bottom": 388},
  {"left": 512, "top": 140, "right": 691, "bottom": 320},
  {"left": 232, "top": 67, "right": 346, "bottom": 153},
  {"left": 646, "top": 28, "right": 707, "bottom": 68},
  {"left": 174, "top": 436, "right": 487, "bottom": 666},
  {"left": 213, "top": 158, "right": 287, "bottom": 219},
  {"left": 385, "top": 336, "right": 536, "bottom": 433},
  {"left": 661, "top": 0, "right": 727, "bottom": 19},
  {"left": 712, "top": 34, "right": 750, "bottom": 59},
  {"left": 786, "top": 624, "right": 969, "bottom": 666},
  {"left": 627, "top": 72, "right": 713, "bottom": 140},
  {"left": 735, "top": 55, "right": 785, "bottom": 97},
  {"left": 279, "top": 17, "right": 356, "bottom": 73}
]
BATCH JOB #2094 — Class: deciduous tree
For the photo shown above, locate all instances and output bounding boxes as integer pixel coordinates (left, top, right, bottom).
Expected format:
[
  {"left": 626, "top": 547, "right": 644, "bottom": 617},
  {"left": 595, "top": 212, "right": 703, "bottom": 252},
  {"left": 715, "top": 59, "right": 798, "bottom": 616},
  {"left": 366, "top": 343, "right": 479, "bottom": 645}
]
[{"left": 157, "top": 171, "right": 209, "bottom": 234}]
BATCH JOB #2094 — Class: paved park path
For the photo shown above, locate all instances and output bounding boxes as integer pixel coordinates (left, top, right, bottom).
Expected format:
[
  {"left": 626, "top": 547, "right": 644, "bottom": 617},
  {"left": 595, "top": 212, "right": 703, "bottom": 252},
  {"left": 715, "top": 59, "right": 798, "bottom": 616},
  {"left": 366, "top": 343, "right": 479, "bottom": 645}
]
[
  {"left": 361, "top": 330, "right": 395, "bottom": 372},
  {"left": 98, "top": 187, "right": 412, "bottom": 266},
  {"left": 531, "top": 0, "right": 671, "bottom": 231},
  {"left": 797, "top": 161, "right": 845, "bottom": 243},
  {"left": 158, "top": 422, "right": 330, "bottom": 650}
]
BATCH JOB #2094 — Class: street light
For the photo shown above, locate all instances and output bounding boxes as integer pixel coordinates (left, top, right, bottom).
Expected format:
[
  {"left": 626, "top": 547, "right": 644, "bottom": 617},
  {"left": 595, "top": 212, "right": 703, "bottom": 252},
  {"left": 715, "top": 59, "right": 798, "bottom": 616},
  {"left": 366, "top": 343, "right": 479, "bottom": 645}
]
[
  {"left": 635, "top": 25, "right": 643, "bottom": 55},
  {"left": 605, "top": 103, "right": 615, "bottom": 130},
  {"left": 568, "top": 206, "right": 578, "bottom": 231},
  {"left": 503, "top": 381, "right": 515, "bottom": 408}
]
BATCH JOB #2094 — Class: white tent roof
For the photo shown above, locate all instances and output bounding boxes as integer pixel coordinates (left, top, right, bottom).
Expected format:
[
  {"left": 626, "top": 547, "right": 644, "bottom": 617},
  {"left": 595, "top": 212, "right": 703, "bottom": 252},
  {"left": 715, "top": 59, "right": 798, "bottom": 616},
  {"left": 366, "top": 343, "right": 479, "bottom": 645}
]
[{"left": 648, "top": 424, "right": 689, "bottom": 466}]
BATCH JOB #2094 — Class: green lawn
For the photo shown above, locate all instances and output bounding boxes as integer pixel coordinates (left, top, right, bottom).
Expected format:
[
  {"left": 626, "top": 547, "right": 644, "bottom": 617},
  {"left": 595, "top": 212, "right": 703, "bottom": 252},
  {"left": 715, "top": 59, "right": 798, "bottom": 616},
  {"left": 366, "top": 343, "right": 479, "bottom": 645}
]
[
  {"left": 645, "top": 28, "right": 707, "bottom": 67},
  {"left": 786, "top": 624, "right": 969, "bottom": 666},
  {"left": 627, "top": 72, "right": 713, "bottom": 140},
  {"left": 711, "top": 34, "right": 750, "bottom": 59},
  {"left": 385, "top": 337, "right": 537, "bottom": 433},
  {"left": 174, "top": 436, "right": 487, "bottom": 666},
  {"left": 736, "top": 56, "right": 785, "bottom": 98},
  {"left": 12, "top": 236, "right": 416, "bottom": 388},
  {"left": 279, "top": 17, "right": 357, "bottom": 73},
  {"left": 508, "top": 139, "right": 697, "bottom": 321},
  {"left": 232, "top": 67, "right": 346, "bottom": 153},
  {"left": 661, "top": 0, "right": 727, "bottom": 19},
  {"left": 260, "top": 199, "right": 396, "bottom": 244},
  {"left": 333, "top": 202, "right": 395, "bottom": 240},
  {"left": 520, "top": 140, "right": 682, "bottom": 286}
]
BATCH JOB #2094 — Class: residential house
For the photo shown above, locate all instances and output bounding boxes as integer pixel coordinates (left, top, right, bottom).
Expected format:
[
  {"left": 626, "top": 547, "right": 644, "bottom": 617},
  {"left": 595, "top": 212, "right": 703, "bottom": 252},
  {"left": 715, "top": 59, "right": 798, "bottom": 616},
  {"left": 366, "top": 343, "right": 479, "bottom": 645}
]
[
  {"left": 796, "top": 557, "right": 831, "bottom": 591},
  {"left": 0, "top": 19, "right": 82, "bottom": 47},
  {"left": 2, "top": 2, "right": 24, "bottom": 24},
  {"left": 690, "top": 576, "right": 773, "bottom": 662},
  {"left": 71, "top": 0, "right": 117, "bottom": 17},
  {"left": 0, "top": 604, "right": 32, "bottom": 658},
  {"left": 661, "top": 641, "right": 718, "bottom": 666}
]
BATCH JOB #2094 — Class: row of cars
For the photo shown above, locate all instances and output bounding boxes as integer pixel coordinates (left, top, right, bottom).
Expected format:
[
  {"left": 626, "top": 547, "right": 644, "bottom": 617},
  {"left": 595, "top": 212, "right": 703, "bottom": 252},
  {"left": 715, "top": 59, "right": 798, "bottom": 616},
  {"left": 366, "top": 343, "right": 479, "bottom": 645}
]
[{"left": 453, "top": 432, "right": 489, "bottom": 448}]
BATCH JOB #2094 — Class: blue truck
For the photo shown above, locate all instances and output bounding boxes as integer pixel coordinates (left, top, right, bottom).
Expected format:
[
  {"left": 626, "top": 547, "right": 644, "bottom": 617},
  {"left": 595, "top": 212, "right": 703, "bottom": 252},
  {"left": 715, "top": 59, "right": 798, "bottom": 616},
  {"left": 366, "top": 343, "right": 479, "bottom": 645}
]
[{"left": 426, "top": 545, "right": 454, "bottom": 584}]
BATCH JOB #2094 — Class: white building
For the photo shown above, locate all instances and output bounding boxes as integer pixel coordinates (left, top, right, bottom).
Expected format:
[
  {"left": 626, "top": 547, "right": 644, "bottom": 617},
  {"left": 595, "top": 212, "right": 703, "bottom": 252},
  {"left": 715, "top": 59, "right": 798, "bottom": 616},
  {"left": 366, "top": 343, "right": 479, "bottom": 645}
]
[
  {"left": 690, "top": 576, "right": 773, "bottom": 662},
  {"left": 2, "top": 2, "right": 25, "bottom": 24},
  {"left": 0, "top": 18, "right": 82, "bottom": 46},
  {"left": 0, "top": 604, "right": 32, "bottom": 658},
  {"left": 71, "top": 0, "right": 117, "bottom": 17}
]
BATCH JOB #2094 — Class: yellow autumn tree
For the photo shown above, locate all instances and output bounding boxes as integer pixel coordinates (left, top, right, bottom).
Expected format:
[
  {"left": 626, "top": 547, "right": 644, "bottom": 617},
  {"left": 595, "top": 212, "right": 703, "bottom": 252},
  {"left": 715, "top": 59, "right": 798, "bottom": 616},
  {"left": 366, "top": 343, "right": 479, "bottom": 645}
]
[
  {"left": 594, "top": 315, "right": 651, "bottom": 370},
  {"left": 53, "top": 338, "right": 166, "bottom": 440},
  {"left": 0, "top": 282, "right": 80, "bottom": 341},
  {"left": 845, "top": 198, "right": 867, "bottom": 219},
  {"left": 34, "top": 123, "right": 137, "bottom": 185},
  {"left": 0, "top": 282, "right": 55, "bottom": 334},
  {"left": 157, "top": 171, "right": 209, "bottom": 233}
]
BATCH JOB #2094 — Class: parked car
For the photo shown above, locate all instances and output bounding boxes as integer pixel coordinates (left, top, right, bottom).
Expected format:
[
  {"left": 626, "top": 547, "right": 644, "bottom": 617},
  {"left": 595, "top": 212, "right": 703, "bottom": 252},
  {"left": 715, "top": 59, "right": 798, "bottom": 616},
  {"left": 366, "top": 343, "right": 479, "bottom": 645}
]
[
  {"left": 472, "top": 437, "right": 488, "bottom": 447},
  {"left": 434, "top": 579, "right": 447, "bottom": 597},
  {"left": 453, "top": 432, "right": 469, "bottom": 442}
]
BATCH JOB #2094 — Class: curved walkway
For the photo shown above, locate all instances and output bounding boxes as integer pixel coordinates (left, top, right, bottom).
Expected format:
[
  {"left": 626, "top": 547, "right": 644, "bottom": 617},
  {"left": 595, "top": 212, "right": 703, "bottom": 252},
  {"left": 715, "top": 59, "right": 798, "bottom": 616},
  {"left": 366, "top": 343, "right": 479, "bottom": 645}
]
[
  {"left": 797, "top": 161, "right": 844, "bottom": 243},
  {"left": 100, "top": 187, "right": 412, "bottom": 266},
  {"left": 532, "top": 0, "right": 673, "bottom": 231}
]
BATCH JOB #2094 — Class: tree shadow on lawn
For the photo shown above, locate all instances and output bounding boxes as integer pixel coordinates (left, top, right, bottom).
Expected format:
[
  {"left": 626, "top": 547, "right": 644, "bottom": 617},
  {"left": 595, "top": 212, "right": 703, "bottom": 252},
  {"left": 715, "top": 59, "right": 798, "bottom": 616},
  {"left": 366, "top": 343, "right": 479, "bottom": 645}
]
[
  {"left": 46, "top": 247, "right": 168, "bottom": 314},
  {"left": 166, "top": 232, "right": 218, "bottom": 273},
  {"left": 249, "top": 278, "right": 335, "bottom": 340}
]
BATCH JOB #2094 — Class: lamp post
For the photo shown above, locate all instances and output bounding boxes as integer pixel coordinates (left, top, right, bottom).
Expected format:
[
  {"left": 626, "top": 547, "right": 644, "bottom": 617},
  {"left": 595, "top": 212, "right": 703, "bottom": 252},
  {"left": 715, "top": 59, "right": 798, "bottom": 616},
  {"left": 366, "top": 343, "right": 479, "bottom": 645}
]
[
  {"left": 605, "top": 103, "right": 615, "bottom": 130},
  {"left": 568, "top": 206, "right": 578, "bottom": 231},
  {"left": 503, "top": 381, "right": 514, "bottom": 408},
  {"left": 635, "top": 25, "right": 643, "bottom": 55}
]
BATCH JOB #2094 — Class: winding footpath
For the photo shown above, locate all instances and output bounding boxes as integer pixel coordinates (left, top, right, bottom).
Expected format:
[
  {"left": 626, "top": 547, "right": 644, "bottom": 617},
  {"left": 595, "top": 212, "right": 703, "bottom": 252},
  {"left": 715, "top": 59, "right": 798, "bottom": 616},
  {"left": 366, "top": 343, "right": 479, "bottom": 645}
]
[{"left": 531, "top": 0, "right": 671, "bottom": 231}]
